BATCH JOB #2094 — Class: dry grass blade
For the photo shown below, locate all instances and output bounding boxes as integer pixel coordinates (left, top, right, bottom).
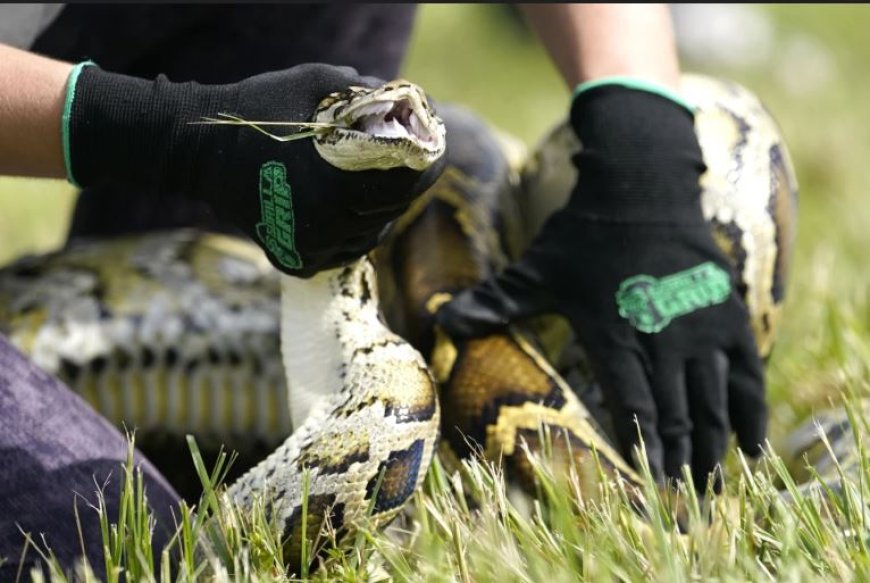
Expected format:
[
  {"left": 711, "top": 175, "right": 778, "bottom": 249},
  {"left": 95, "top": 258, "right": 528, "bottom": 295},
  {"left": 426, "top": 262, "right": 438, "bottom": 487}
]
[{"left": 188, "top": 113, "right": 338, "bottom": 142}]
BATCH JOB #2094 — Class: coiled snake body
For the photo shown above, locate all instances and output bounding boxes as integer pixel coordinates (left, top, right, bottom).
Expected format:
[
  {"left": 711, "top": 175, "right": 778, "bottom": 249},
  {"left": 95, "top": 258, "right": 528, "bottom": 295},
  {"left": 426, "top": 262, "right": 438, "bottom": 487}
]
[{"left": 1, "top": 74, "right": 830, "bottom": 572}]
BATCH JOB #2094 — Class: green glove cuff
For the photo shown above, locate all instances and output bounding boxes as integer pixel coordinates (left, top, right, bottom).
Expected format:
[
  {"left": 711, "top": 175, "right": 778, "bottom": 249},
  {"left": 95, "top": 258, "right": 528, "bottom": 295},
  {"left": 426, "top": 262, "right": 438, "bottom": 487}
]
[
  {"left": 573, "top": 76, "right": 696, "bottom": 115},
  {"left": 61, "top": 60, "right": 96, "bottom": 189}
]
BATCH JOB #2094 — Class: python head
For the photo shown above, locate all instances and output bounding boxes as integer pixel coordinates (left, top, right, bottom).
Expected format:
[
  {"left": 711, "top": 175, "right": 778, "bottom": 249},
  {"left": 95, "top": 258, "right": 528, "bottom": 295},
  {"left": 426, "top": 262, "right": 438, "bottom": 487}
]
[{"left": 313, "top": 80, "right": 447, "bottom": 172}]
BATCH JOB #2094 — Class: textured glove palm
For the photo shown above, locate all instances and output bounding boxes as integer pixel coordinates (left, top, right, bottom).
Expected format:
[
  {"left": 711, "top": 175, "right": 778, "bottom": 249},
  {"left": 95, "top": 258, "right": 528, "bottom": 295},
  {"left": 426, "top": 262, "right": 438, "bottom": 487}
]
[
  {"left": 436, "top": 83, "right": 766, "bottom": 490},
  {"left": 65, "top": 63, "right": 445, "bottom": 276}
]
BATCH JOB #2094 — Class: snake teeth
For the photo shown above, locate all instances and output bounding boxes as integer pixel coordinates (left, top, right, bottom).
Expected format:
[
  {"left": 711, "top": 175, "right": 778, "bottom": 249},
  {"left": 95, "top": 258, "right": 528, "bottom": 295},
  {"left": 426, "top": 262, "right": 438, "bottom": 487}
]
[
  {"left": 349, "top": 101, "right": 437, "bottom": 145},
  {"left": 0, "top": 75, "right": 811, "bottom": 574},
  {"left": 313, "top": 80, "right": 447, "bottom": 171}
]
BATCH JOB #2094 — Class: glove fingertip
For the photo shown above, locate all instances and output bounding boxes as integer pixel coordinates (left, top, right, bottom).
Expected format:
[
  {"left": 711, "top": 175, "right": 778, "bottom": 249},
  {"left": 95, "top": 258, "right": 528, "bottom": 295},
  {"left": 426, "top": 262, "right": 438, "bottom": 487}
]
[
  {"left": 736, "top": 412, "right": 768, "bottom": 458},
  {"left": 434, "top": 289, "right": 508, "bottom": 340},
  {"left": 727, "top": 337, "right": 768, "bottom": 457}
]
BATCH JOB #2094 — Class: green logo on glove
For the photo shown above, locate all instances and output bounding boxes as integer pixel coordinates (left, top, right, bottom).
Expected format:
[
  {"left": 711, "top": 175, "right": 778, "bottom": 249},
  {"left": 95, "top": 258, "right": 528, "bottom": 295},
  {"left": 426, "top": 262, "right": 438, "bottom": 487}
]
[
  {"left": 256, "top": 161, "right": 302, "bottom": 270},
  {"left": 615, "top": 262, "right": 732, "bottom": 333}
]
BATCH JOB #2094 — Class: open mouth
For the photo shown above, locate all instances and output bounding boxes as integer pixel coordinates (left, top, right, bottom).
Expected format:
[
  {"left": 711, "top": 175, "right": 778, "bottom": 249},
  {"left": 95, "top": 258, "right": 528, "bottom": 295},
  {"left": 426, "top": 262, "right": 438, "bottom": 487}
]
[{"left": 343, "top": 99, "right": 439, "bottom": 145}]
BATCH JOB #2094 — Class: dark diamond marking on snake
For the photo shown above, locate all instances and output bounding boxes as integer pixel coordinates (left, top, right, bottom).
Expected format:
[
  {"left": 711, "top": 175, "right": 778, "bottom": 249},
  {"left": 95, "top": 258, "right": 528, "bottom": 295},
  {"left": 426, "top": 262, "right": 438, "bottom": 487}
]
[
  {"left": 142, "top": 346, "right": 156, "bottom": 368},
  {"left": 59, "top": 357, "right": 82, "bottom": 383},
  {"left": 709, "top": 218, "right": 748, "bottom": 300},
  {"left": 282, "top": 495, "right": 346, "bottom": 571},
  {"left": 113, "top": 348, "right": 132, "bottom": 370},
  {"left": 359, "top": 274, "right": 373, "bottom": 303},
  {"left": 297, "top": 440, "right": 370, "bottom": 476},
  {"left": 90, "top": 355, "right": 107, "bottom": 375},
  {"left": 97, "top": 304, "right": 112, "bottom": 321},
  {"left": 334, "top": 395, "right": 378, "bottom": 418},
  {"left": 366, "top": 439, "right": 425, "bottom": 515},
  {"left": 506, "top": 426, "right": 611, "bottom": 489},
  {"left": 184, "top": 359, "right": 199, "bottom": 375},
  {"left": 9, "top": 261, "right": 42, "bottom": 279},
  {"left": 768, "top": 142, "right": 795, "bottom": 305},
  {"left": 351, "top": 338, "right": 403, "bottom": 359}
]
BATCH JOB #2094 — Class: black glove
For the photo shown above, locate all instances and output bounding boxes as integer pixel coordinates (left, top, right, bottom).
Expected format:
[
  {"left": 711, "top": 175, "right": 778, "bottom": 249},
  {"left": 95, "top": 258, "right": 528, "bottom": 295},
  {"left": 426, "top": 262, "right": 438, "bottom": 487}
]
[
  {"left": 435, "top": 81, "right": 766, "bottom": 490},
  {"left": 63, "top": 62, "right": 445, "bottom": 277}
]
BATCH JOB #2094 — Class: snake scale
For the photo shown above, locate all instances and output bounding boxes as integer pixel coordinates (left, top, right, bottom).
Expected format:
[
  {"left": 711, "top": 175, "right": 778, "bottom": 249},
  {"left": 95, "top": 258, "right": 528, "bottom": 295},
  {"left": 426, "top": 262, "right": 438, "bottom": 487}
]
[{"left": 2, "top": 73, "right": 845, "bottom": 574}]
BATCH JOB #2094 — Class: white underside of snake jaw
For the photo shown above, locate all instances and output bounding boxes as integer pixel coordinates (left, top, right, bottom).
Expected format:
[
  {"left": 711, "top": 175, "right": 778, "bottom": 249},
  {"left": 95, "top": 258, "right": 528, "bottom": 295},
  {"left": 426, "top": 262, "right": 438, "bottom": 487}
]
[{"left": 315, "top": 135, "right": 439, "bottom": 172}]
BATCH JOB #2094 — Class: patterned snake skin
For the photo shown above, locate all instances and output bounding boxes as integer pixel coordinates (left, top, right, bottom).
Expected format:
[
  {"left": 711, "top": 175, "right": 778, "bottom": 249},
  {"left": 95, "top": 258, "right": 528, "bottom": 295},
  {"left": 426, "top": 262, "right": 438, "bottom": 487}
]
[
  {"left": 4, "top": 74, "right": 850, "bottom": 573},
  {"left": 377, "top": 73, "right": 802, "bottom": 502}
]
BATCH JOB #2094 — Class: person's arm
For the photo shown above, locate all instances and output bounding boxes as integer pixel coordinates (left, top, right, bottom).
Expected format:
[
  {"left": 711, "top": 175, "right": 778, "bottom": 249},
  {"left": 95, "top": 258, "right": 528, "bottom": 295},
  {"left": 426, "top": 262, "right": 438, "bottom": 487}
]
[
  {"left": 518, "top": 3, "right": 680, "bottom": 91},
  {"left": 0, "top": 45, "right": 445, "bottom": 277},
  {"left": 0, "top": 43, "right": 72, "bottom": 178}
]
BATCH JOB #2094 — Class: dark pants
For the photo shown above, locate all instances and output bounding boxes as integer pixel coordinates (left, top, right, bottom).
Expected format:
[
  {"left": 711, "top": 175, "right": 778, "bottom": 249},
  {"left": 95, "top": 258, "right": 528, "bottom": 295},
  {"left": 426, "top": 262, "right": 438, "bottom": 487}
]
[{"left": 0, "top": 336, "right": 182, "bottom": 580}]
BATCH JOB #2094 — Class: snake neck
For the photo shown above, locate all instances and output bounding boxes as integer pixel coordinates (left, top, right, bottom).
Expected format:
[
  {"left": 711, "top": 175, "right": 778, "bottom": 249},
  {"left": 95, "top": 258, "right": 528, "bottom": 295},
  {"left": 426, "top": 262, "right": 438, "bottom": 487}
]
[
  {"left": 279, "top": 267, "right": 344, "bottom": 429},
  {"left": 279, "top": 257, "right": 386, "bottom": 429}
]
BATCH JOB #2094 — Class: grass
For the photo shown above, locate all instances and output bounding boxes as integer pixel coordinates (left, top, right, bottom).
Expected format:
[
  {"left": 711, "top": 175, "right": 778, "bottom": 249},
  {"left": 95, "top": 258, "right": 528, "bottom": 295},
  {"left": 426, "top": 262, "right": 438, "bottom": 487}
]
[
  {"left": 4, "top": 3, "right": 870, "bottom": 582},
  {"left": 16, "top": 395, "right": 870, "bottom": 582}
]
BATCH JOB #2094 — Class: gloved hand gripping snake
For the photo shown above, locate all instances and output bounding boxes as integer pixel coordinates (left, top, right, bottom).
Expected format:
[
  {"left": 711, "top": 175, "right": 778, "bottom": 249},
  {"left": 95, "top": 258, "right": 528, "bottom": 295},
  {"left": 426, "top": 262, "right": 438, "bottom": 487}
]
[
  {"left": 5, "top": 75, "right": 855, "bottom": 576},
  {"left": 223, "top": 81, "right": 447, "bottom": 568},
  {"left": 1, "top": 80, "right": 449, "bottom": 573}
]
